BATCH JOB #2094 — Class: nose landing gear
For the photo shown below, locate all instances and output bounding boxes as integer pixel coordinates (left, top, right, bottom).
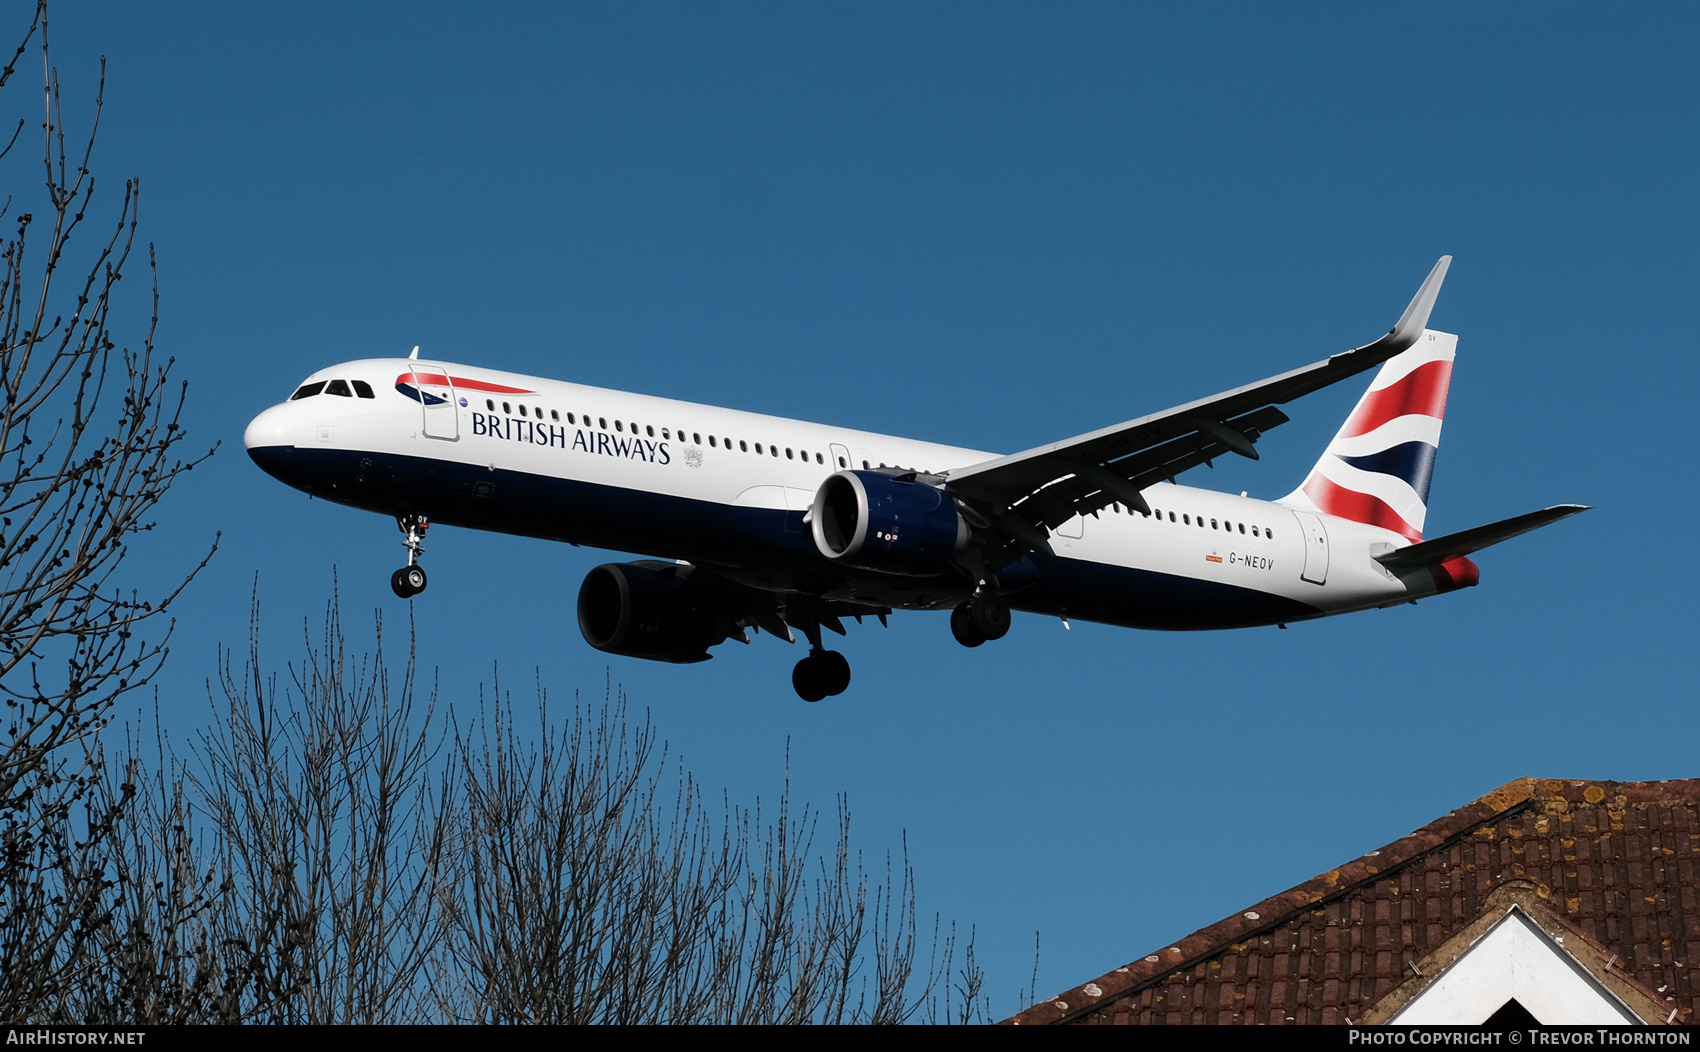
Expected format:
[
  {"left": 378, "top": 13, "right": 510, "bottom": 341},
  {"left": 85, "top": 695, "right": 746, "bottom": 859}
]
[{"left": 391, "top": 514, "right": 431, "bottom": 598}]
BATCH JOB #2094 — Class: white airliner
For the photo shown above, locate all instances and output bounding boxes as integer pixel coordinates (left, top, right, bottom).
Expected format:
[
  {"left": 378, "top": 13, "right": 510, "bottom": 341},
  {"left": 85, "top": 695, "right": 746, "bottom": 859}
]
[{"left": 245, "top": 257, "right": 1584, "bottom": 700}]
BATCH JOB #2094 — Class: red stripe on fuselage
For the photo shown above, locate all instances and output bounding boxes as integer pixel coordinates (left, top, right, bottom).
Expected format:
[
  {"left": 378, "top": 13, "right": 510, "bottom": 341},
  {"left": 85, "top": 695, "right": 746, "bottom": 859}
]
[
  {"left": 395, "top": 372, "right": 535, "bottom": 395},
  {"left": 1301, "top": 475, "right": 1422, "bottom": 541},
  {"left": 1340, "top": 360, "right": 1453, "bottom": 439}
]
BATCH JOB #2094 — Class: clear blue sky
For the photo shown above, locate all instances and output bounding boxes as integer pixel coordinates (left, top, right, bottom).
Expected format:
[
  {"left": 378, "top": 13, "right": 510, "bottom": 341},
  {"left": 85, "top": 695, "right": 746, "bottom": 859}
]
[{"left": 33, "top": 2, "right": 1698, "bottom": 1013}]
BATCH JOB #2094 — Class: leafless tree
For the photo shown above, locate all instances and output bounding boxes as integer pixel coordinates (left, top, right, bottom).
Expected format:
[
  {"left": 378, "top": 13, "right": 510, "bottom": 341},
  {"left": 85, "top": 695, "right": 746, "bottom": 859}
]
[
  {"left": 12, "top": 581, "right": 986, "bottom": 1024},
  {"left": 70, "top": 736, "right": 237, "bottom": 1023},
  {"left": 108, "top": 594, "right": 971, "bottom": 1024},
  {"left": 189, "top": 598, "right": 452, "bottom": 1024},
  {"left": 436, "top": 682, "right": 947, "bottom": 1024},
  {"left": 0, "top": 1, "right": 215, "bottom": 1021}
]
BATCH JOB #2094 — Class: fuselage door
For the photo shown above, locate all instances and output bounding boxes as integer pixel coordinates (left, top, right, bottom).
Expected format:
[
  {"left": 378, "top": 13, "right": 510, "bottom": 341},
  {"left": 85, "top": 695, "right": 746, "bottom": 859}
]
[
  {"left": 410, "top": 361, "right": 460, "bottom": 441},
  {"left": 829, "top": 443, "right": 852, "bottom": 471},
  {"left": 1291, "top": 510, "right": 1330, "bottom": 585}
]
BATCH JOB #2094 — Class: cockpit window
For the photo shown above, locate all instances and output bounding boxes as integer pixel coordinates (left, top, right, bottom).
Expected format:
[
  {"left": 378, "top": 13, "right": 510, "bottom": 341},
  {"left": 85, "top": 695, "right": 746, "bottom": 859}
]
[
  {"left": 290, "top": 381, "right": 327, "bottom": 400},
  {"left": 351, "top": 380, "right": 375, "bottom": 399},
  {"left": 325, "top": 379, "right": 353, "bottom": 397}
]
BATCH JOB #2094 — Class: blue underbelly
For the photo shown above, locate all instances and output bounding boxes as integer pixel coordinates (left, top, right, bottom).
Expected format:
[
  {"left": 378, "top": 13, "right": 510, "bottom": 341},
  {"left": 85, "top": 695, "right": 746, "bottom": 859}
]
[{"left": 248, "top": 444, "right": 1321, "bottom": 630}]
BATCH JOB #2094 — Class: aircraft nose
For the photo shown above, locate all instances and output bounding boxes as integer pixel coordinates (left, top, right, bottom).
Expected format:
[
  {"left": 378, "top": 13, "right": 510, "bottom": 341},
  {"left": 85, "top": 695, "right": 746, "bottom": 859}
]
[
  {"left": 244, "top": 403, "right": 293, "bottom": 452},
  {"left": 245, "top": 402, "right": 314, "bottom": 488}
]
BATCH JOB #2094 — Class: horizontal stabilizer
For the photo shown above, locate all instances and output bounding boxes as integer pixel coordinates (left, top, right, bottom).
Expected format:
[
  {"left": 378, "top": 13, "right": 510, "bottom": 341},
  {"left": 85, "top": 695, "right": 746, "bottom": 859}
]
[{"left": 1375, "top": 504, "right": 1589, "bottom": 567}]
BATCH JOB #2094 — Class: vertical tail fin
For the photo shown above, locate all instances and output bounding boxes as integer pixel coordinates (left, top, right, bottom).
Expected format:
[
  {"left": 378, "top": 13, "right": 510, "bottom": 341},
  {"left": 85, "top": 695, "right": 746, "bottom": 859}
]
[{"left": 1279, "top": 330, "right": 1458, "bottom": 540}]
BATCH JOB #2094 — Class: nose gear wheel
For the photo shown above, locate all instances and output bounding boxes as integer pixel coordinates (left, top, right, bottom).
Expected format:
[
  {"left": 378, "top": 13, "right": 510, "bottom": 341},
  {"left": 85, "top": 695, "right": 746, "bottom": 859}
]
[
  {"left": 392, "top": 513, "right": 431, "bottom": 598},
  {"left": 391, "top": 565, "right": 427, "bottom": 598}
]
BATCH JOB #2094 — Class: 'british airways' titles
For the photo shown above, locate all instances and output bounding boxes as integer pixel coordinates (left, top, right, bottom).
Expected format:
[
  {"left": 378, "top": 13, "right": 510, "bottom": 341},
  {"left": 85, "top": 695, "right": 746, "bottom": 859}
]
[{"left": 471, "top": 411, "right": 671, "bottom": 465}]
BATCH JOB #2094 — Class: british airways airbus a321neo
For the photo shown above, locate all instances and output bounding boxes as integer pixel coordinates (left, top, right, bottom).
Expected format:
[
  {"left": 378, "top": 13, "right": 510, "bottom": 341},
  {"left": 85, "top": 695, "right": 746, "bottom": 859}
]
[{"left": 245, "top": 257, "right": 1584, "bottom": 700}]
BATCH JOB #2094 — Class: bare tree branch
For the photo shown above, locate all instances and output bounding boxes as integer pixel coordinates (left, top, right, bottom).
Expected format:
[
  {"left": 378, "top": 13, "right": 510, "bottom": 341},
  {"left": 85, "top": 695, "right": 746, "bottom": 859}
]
[
  {"left": 0, "top": 0, "right": 216, "bottom": 1021},
  {"left": 186, "top": 592, "right": 450, "bottom": 1025},
  {"left": 0, "top": 0, "right": 216, "bottom": 809}
]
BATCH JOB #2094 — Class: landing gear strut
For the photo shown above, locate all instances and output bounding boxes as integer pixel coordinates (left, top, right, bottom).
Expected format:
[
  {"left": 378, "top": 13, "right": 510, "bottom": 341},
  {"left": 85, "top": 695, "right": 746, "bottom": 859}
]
[
  {"left": 391, "top": 513, "right": 430, "bottom": 598},
  {"left": 951, "top": 590, "right": 1010, "bottom": 648},
  {"left": 792, "top": 649, "right": 851, "bottom": 702}
]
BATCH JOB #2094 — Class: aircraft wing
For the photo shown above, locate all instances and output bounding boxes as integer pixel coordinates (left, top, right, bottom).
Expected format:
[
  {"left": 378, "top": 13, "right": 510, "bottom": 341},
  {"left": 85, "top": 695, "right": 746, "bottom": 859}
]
[{"left": 944, "top": 257, "right": 1452, "bottom": 552}]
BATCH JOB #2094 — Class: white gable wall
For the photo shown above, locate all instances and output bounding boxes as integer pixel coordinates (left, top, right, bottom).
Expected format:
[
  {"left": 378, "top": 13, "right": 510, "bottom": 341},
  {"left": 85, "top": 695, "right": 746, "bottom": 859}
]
[{"left": 1389, "top": 907, "right": 1643, "bottom": 1025}]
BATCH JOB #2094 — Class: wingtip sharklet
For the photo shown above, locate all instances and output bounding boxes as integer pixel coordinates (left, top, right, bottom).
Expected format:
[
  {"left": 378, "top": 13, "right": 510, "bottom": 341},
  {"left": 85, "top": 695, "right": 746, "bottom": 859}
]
[
  {"left": 1386, "top": 255, "right": 1452, "bottom": 346},
  {"left": 1335, "top": 255, "right": 1452, "bottom": 363}
]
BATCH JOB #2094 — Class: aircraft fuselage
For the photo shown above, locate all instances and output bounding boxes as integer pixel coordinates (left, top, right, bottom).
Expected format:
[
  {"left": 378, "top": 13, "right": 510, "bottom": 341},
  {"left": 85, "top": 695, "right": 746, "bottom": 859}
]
[{"left": 246, "top": 358, "right": 1448, "bottom": 634}]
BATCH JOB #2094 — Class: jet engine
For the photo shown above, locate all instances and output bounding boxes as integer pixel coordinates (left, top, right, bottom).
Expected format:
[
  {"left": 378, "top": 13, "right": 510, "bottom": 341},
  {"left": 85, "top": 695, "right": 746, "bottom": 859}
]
[
  {"left": 809, "top": 470, "right": 968, "bottom": 575},
  {"left": 577, "top": 561, "right": 729, "bottom": 663}
]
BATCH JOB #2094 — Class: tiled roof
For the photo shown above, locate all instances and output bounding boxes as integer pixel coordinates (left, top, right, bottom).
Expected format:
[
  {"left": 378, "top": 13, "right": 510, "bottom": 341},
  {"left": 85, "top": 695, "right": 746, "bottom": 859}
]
[{"left": 1004, "top": 778, "right": 1700, "bottom": 1025}]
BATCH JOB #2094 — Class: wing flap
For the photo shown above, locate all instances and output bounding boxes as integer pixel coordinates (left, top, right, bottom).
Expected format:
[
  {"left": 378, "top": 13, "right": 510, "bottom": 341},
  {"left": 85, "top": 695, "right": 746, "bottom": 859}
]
[{"left": 990, "top": 404, "right": 1290, "bottom": 532}]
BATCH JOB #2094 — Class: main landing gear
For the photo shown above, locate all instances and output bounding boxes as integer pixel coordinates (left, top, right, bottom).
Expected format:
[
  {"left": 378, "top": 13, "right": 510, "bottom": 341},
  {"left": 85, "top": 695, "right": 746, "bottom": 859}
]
[
  {"left": 950, "top": 590, "right": 1010, "bottom": 648},
  {"left": 792, "top": 648, "right": 851, "bottom": 703},
  {"left": 782, "top": 601, "right": 856, "bottom": 702},
  {"left": 391, "top": 513, "right": 430, "bottom": 599}
]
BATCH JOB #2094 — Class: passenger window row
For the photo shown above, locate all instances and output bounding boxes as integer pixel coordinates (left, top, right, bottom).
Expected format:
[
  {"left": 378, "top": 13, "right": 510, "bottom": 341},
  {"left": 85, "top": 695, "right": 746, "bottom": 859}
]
[
  {"left": 487, "top": 399, "right": 562, "bottom": 423},
  {"left": 291, "top": 379, "right": 375, "bottom": 400},
  {"left": 287, "top": 379, "right": 860, "bottom": 476},
  {"left": 1105, "top": 501, "right": 1274, "bottom": 541},
  {"left": 482, "top": 398, "right": 848, "bottom": 466}
]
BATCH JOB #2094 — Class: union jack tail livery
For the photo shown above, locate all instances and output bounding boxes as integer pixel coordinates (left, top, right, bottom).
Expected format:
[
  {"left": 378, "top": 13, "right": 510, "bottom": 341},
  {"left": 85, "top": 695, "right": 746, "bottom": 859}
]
[{"left": 1280, "top": 330, "right": 1457, "bottom": 541}]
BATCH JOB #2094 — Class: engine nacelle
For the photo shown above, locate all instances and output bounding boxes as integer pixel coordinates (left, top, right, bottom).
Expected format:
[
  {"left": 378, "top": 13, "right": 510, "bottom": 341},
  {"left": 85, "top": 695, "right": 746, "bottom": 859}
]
[
  {"left": 577, "top": 561, "right": 727, "bottom": 664},
  {"left": 810, "top": 470, "right": 968, "bottom": 575}
]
